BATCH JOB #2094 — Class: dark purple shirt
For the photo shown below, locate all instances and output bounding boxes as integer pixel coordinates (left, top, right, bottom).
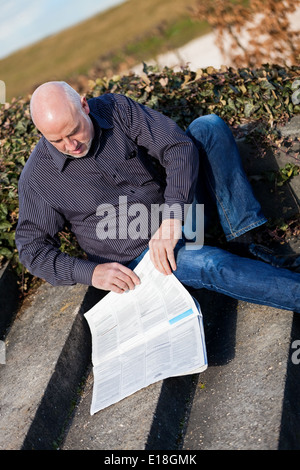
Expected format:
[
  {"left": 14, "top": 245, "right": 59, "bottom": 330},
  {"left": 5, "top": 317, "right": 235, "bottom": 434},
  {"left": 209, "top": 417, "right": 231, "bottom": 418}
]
[{"left": 15, "top": 93, "right": 199, "bottom": 286}]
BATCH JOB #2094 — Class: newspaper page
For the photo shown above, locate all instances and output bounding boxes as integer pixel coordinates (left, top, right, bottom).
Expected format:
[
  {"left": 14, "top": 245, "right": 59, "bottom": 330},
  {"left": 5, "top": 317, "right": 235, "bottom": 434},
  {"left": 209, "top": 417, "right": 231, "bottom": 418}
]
[{"left": 84, "top": 251, "right": 207, "bottom": 415}]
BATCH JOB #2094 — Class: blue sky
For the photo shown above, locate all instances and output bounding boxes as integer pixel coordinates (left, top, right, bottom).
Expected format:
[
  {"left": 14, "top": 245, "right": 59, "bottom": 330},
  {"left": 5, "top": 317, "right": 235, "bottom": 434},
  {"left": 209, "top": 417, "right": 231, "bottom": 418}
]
[{"left": 0, "top": 0, "right": 126, "bottom": 59}]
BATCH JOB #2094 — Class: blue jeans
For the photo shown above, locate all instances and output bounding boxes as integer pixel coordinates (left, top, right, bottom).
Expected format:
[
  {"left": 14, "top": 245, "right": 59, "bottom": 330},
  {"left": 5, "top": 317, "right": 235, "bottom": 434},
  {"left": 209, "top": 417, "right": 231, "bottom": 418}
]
[{"left": 129, "top": 115, "right": 300, "bottom": 312}]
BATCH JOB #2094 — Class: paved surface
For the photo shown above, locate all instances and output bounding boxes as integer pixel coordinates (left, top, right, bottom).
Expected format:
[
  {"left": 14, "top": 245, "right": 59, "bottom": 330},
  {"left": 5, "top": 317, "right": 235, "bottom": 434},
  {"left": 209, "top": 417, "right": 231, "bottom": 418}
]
[
  {"left": 0, "top": 282, "right": 101, "bottom": 450},
  {"left": 183, "top": 297, "right": 300, "bottom": 450},
  {"left": 0, "top": 117, "right": 299, "bottom": 451}
]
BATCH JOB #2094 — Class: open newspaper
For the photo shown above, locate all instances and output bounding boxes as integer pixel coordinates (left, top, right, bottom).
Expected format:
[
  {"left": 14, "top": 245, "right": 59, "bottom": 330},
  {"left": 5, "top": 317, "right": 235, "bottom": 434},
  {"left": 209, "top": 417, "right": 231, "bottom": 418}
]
[{"left": 84, "top": 251, "right": 207, "bottom": 415}]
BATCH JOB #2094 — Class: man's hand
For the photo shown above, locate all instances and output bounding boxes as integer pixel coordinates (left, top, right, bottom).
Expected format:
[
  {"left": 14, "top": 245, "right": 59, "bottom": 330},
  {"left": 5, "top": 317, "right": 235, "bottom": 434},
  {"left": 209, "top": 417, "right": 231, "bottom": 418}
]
[
  {"left": 149, "top": 218, "right": 182, "bottom": 275},
  {"left": 92, "top": 262, "right": 140, "bottom": 293}
]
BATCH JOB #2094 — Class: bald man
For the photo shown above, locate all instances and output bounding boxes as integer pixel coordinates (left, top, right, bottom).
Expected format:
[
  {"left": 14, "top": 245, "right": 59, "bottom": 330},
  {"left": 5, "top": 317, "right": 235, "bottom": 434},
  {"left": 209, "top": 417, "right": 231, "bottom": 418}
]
[
  {"left": 30, "top": 82, "right": 95, "bottom": 158},
  {"left": 15, "top": 81, "right": 300, "bottom": 312}
]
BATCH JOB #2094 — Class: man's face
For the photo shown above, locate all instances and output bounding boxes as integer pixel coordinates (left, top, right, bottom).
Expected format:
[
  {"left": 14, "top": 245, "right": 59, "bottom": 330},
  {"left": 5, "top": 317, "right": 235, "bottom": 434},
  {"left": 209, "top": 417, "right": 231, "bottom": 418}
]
[{"left": 42, "top": 97, "right": 94, "bottom": 158}]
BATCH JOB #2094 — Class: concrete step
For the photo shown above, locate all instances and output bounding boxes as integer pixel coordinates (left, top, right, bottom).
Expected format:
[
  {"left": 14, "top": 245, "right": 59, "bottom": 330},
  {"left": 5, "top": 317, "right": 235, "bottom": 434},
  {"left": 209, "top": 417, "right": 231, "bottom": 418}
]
[
  {"left": 60, "top": 292, "right": 300, "bottom": 451},
  {"left": 1, "top": 275, "right": 299, "bottom": 450},
  {"left": 182, "top": 295, "right": 300, "bottom": 450},
  {"left": 0, "top": 280, "right": 104, "bottom": 450}
]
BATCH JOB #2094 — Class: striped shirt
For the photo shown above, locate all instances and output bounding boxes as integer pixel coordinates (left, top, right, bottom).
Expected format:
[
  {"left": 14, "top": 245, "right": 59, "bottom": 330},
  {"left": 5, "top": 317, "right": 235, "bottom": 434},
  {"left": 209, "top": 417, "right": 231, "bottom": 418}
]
[{"left": 15, "top": 93, "right": 199, "bottom": 286}]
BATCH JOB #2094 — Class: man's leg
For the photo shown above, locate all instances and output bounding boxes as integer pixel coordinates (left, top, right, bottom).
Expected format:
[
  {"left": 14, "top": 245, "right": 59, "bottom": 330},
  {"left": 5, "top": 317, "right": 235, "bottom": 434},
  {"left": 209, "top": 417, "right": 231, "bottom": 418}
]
[
  {"left": 174, "top": 243, "right": 300, "bottom": 313},
  {"left": 181, "top": 115, "right": 299, "bottom": 311},
  {"left": 186, "top": 114, "right": 267, "bottom": 241},
  {"left": 128, "top": 244, "right": 299, "bottom": 312}
]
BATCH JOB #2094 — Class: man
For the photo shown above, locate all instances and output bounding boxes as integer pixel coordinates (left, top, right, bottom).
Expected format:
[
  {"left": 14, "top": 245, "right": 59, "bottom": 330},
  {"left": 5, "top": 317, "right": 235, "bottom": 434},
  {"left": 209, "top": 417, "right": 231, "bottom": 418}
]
[{"left": 16, "top": 81, "right": 300, "bottom": 312}]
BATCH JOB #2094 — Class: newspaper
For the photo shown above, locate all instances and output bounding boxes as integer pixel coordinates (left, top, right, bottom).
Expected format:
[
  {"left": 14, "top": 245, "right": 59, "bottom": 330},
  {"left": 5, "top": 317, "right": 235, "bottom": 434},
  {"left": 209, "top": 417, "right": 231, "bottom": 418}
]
[{"left": 84, "top": 251, "right": 207, "bottom": 415}]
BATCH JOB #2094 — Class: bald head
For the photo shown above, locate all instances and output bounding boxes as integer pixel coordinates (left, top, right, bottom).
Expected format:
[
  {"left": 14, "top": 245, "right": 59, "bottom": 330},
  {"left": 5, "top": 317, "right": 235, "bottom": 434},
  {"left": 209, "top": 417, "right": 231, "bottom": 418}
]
[
  {"left": 30, "top": 81, "right": 82, "bottom": 131},
  {"left": 30, "top": 81, "right": 94, "bottom": 158}
]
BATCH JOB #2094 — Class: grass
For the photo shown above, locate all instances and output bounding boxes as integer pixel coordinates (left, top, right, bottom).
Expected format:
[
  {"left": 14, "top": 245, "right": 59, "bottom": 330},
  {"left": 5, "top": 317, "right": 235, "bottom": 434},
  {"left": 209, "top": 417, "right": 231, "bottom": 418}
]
[
  {"left": 106, "top": 17, "right": 210, "bottom": 74},
  {"left": 0, "top": 0, "right": 209, "bottom": 101},
  {"left": 123, "top": 17, "right": 210, "bottom": 61}
]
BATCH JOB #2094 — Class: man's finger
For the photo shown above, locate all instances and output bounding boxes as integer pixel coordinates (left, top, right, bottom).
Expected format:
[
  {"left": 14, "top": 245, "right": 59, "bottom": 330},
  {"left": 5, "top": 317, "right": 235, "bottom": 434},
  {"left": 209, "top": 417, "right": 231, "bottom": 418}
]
[
  {"left": 149, "top": 245, "right": 165, "bottom": 274},
  {"left": 150, "top": 246, "right": 171, "bottom": 275},
  {"left": 117, "top": 264, "right": 141, "bottom": 287},
  {"left": 159, "top": 248, "right": 172, "bottom": 275},
  {"left": 166, "top": 247, "right": 177, "bottom": 272},
  {"left": 91, "top": 262, "right": 140, "bottom": 292}
]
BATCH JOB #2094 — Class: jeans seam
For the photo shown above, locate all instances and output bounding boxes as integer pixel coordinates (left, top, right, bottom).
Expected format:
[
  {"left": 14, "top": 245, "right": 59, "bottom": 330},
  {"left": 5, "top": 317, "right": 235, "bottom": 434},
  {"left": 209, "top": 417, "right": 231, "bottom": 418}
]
[
  {"left": 206, "top": 173, "right": 267, "bottom": 240},
  {"left": 206, "top": 176, "right": 234, "bottom": 235},
  {"left": 226, "top": 217, "right": 268, "bottom": 241}
]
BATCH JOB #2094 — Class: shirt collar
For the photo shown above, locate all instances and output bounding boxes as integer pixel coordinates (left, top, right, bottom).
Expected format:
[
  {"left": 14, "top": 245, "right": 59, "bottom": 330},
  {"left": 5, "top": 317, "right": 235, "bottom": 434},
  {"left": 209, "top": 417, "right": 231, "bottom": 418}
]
[{"left": 44, "top": 112, "right": 113, "bottom": 173}]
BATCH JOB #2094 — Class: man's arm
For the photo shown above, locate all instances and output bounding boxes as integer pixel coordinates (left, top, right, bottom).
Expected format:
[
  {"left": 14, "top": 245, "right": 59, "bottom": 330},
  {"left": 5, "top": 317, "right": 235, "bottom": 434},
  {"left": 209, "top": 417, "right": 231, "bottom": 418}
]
[
  {"left": 15, "top": 180, "right": 96, "bottom": 286},
  {"left": 16, "top": 180, "right": 140, "bottom": 291},
  {"left": 115, "top": 95, "right": 200, "bottom": 275}
]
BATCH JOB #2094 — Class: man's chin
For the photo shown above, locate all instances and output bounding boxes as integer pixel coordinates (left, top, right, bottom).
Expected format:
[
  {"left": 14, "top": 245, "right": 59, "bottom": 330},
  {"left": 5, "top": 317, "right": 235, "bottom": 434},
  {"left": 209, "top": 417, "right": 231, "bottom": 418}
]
[
  {"left": 65, "top": 143, "right": 91, "bottom": 158},
  {"left": 68, "top": 150, "right": 88, "bottom": 158}
]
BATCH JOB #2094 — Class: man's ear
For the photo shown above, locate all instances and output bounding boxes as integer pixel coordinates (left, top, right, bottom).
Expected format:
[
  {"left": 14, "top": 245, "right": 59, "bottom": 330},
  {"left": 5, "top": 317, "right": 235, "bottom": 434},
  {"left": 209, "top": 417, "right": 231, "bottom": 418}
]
[{"left": 81, "top": 96, "right": 90, "bottom": 115}]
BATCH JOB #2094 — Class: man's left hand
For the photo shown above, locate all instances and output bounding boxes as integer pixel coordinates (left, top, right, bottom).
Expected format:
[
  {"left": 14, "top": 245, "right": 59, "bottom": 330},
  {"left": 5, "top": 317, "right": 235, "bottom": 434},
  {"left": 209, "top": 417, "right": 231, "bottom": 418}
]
[{"left": 149, "top": 218, "right": 182, "bottom": 275}]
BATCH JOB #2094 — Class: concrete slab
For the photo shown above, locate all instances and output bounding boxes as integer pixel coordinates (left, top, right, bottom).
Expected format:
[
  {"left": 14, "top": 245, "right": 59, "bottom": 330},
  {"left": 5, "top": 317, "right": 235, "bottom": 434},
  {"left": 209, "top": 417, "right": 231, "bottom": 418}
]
[
  {"left": 62, "top": 368, "right": 197, "bottom": 450},
  {"left": 0, "top": 281, "right": 104, "bottom": 450},
  {"left": 182, "top": 295, "right": 298, "bottom": 450},
  {"left": 61, "top": 289, "right": 300, "bottom": 451},
  {"left": 62, "top": 376, "right": 163, "bottom": 450}
]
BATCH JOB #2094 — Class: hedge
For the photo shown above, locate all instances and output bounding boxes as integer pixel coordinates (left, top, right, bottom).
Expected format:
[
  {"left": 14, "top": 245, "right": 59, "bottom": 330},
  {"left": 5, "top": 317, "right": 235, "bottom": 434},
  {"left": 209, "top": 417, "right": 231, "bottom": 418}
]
[{"left": 1, "top": 63, "right": 300, "bottom": 276}]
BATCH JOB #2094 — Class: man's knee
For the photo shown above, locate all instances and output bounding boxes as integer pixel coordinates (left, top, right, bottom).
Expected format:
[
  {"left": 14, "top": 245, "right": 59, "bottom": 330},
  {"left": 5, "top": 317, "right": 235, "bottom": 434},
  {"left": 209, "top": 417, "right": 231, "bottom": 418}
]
[
  {"left": 186, "top": 113, "right": 235, "bottom": 153},
  {"left": 186, "top": 113, "right": 224, "bottom": 136}
]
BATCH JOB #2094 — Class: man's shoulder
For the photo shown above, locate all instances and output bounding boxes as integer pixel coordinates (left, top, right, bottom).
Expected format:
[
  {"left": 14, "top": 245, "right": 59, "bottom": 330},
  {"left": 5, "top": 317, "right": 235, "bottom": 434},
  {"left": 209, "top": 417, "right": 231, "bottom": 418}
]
[
  {"left": 88, "top": 93, "right": 134, "bottom": 130},
  {"left": 88, "top": 93, "right": 130, "bottom": 114},
  {"left": 88, "top": 92, "right": 127, "bottom": 106},
  {"left": 19, "top": 137, "right": 52, "bottom": 185}
]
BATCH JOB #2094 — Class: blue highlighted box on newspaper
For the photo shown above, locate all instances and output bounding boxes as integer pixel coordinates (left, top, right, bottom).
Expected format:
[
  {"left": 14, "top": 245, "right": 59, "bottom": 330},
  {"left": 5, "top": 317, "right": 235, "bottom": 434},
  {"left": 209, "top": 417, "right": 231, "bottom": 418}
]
[{"left": 169, "top": 308, "right": 194, "bottom": 325}]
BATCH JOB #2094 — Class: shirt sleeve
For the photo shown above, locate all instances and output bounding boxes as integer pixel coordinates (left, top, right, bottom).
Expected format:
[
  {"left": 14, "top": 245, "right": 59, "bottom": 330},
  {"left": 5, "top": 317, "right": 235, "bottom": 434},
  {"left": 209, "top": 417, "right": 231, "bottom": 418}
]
[
  {"left": 15, "top": 178, "right": 98, "bottom": 286},
  {"left": 113, "top": 94, "right": 200, "bottom": 220}
]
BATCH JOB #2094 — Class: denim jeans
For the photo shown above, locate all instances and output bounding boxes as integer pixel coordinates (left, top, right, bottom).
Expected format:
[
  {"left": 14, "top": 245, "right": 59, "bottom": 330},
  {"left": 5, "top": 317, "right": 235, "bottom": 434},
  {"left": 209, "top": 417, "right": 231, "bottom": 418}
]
[{"left": 129, "top": 114, "right": 300, "bottom": 313}]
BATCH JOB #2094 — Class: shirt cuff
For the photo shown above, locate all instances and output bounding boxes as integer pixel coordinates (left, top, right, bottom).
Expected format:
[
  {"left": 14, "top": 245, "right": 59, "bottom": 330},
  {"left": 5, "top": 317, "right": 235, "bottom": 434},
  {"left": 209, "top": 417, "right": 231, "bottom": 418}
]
[
  {"left": 161, "top": 200, "right": 186, "bottom": 222},
  {"left": 72, "top": 258, "right": 99, "bottom": 286}
]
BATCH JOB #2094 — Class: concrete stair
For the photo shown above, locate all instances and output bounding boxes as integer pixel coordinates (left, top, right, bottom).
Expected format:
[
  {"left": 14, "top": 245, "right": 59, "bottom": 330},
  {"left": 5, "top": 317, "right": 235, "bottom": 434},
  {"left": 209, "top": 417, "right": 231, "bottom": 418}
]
[{"left": 1, "top": 276, "right": 299, "bottom": 450}]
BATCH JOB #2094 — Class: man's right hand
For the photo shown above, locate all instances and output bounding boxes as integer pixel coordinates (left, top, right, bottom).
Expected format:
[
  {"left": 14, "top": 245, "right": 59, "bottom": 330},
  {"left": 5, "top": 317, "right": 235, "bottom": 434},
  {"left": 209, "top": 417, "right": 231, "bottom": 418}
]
[{"left": 91, "top": 262, "right": 141, "bottom": 293}]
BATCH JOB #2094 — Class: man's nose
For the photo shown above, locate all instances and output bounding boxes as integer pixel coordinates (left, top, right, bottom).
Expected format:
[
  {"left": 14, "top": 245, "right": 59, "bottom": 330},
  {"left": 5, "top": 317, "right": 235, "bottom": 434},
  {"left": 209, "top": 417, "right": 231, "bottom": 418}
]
[{"left": 64, "top": 136, "right": 77, "bottom": 151}]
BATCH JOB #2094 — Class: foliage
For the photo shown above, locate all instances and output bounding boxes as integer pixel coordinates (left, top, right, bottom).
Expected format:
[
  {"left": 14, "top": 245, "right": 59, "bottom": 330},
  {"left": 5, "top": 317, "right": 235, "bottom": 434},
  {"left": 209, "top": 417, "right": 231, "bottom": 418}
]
[
  {"left": 0, "top": 64, "right": 300, "bottom": 279},
  {"left": 87, "top": 64, "right": 300, "bottom": 128},
  {"left": 267, "top": 163, "right": 300, "bottom": 187},
  {"left": 0, "top": 98, "right": 38, "bottom": 268},
  {"left": 193, "top": 0, "right": 300, "bottom": 68}
]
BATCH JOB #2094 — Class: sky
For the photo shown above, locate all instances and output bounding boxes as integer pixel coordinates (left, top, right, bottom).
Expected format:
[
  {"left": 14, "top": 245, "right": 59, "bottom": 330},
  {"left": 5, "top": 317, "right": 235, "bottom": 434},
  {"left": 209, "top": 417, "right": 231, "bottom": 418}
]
[{"left": 0, "top": 0, "right": 126, "bottom": 60}]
